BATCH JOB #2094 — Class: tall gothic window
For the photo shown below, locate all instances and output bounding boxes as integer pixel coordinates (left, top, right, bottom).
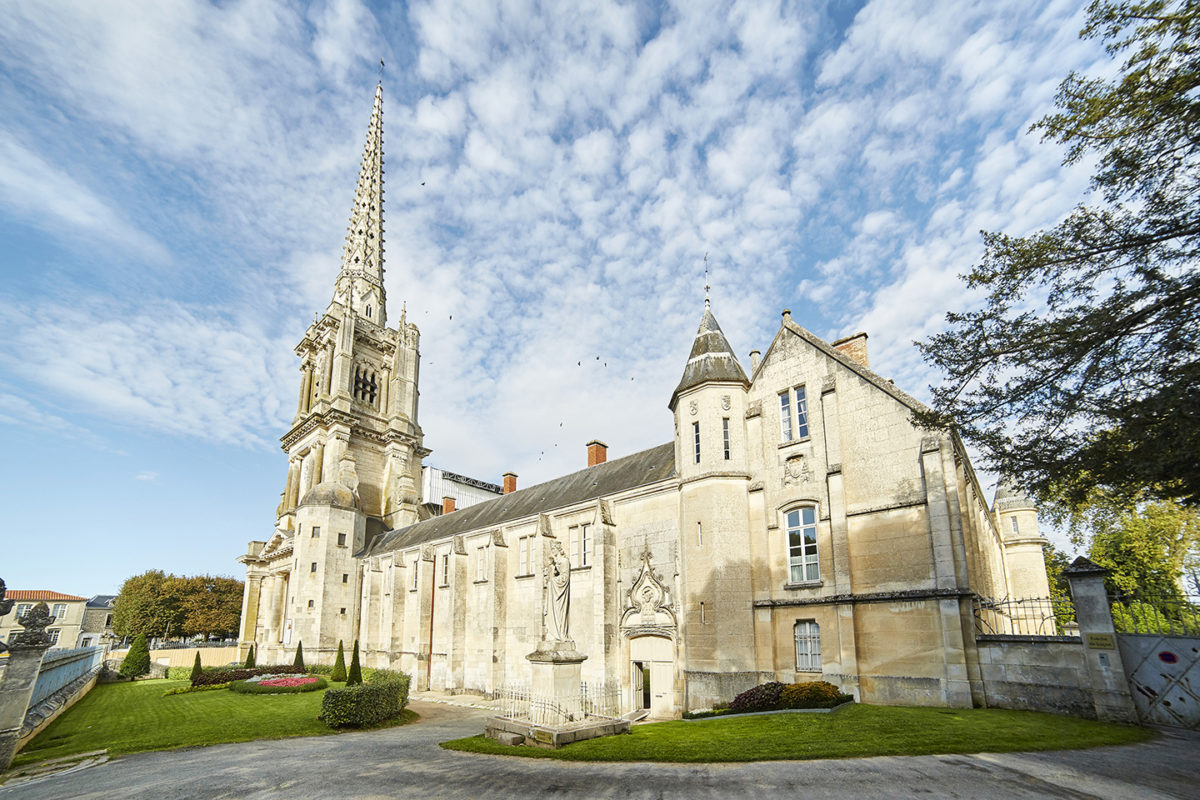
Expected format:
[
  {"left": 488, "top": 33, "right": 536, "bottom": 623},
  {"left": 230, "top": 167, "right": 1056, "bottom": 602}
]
[
  {"left": 786, "top": 506, "right": 819, "bottom": 583},
  {"left": 353, "top": 365, "right": 379, "bottom": 408}
]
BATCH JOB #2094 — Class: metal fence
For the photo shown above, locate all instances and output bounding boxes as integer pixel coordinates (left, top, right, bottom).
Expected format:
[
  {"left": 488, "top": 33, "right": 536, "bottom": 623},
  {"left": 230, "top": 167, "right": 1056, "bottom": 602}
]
[
  {"left": 973, "top": 595, "right": 1076, "bottom": 637},
  {"left": 1110, "top": 595, "right": 1200, "bottom": 635},
  {"left": 495, "top": 682, "right": 620, "bottom": 725}
]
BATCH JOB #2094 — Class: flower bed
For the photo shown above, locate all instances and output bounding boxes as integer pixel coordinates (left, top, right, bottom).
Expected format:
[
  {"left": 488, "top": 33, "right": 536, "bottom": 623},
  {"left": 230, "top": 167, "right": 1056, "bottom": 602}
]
[
  {"left": 191, "top": 665, "right": 306, "bottom": 687},
  {"left": 228, "top": 675, "right": 328, "bottom": 695}
]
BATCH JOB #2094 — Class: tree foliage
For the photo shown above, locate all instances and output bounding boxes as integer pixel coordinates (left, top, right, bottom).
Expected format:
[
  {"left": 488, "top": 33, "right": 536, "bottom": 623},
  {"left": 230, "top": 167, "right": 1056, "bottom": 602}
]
[
  {"left": 119, "top": 633, "right": 151, "bottom": 679},
  {"left": 347, "top": 639, "right": 363, "bottom": 686},
  {"left": 1043, "top": 544, "right": 1077, "bottom": 626},
  {"left": 331, "top": 641, "right": 347, "bottom": 682},
  {"left": 111, "top": 571, "right": 242, "bottom": 639},
  {"left": 1081, "top": 498, "right": 1200, "bottom": 598},
  {"left": 916, "top": 0, "right": 1200, "bottom": 509}
]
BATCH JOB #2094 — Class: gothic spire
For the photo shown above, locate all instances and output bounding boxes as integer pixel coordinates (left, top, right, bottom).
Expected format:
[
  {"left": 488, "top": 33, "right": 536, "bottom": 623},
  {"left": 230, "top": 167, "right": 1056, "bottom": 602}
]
[
  {"left": 332, "top": 84, "right": 387, "bottom": 327},
  {"left": 668, "top": 305, "right": 749, "bottom": 410}
]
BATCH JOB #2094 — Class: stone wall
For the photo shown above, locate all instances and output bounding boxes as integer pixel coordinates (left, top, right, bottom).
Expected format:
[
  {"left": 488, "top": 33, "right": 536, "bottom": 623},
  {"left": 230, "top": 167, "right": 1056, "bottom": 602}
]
[{"left": 975, "top": 636, "right": 1094, "bottom": 717}]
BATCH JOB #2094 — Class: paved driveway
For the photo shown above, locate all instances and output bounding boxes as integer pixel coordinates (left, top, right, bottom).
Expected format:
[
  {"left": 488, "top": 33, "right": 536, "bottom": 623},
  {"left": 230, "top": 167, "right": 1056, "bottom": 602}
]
[{"left": 2, "top": 701, "right": 1197, "bottom": 799}]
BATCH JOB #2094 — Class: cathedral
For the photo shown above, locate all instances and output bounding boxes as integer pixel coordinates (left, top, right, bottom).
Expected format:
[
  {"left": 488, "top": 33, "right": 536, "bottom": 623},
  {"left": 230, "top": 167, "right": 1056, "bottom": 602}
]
[{"left": 237, "top": 86, "right": 1052, "bottom": 717}]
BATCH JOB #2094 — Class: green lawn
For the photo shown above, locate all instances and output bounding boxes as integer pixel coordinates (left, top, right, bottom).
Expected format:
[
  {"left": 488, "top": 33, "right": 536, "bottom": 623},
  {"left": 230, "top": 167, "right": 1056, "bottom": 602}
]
[
  {"left": 441, "top": 704, "right": 1152, "bottom": 762},
  {"left": 13, "top": 679, "right": 415, "bottom": 767}
]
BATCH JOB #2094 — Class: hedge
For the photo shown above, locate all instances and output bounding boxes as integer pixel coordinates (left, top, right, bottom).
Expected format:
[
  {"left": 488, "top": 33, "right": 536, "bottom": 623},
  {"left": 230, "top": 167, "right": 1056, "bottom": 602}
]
[
  {"left": 163, "top": 682, "right": 232, "bottom": 697},
  {"left": 321, "top": 669, "right": 411, "bottom": 728},
  {"left": 229, "top": 676, "right": 328, "bottom": 695},
  {"left": 166, "top": 666, "right": 193, "bottom": 681},
  {"left": 191, "top": 665, "right": 307, "bottom": 687},
  {"left": 727, "top": 681, "right": 851, "bottom": 714}
]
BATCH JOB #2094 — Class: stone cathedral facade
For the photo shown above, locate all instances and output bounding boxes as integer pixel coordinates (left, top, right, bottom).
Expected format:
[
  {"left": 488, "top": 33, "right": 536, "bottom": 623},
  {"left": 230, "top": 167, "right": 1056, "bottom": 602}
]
[{"left": 237, "top": 87, "right": 1052, "bottom": 717}]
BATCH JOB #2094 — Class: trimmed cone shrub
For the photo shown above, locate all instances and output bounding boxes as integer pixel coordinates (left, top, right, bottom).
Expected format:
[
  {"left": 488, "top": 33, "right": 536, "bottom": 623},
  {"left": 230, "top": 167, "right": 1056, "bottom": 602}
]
[
  {"left": 293, "top": 641, "right": 305, "bottom": 670},
  {"left": 244, "top": 644, "right": 256, "bottom": 668},
  {"left": 347, "top": 639, "right": 362, "bottom": 686},
  {"left": 119, "top": 634, "right": 151, "bottom": 679},
  {"left": 321, "top": 668, "right": 411, "bottom": 728},
  {"left": 331, "top": 641, "right": 347, "bottom": 682},
  {"left": 190, "top": 651, "right": 203, "bottom": 683}
]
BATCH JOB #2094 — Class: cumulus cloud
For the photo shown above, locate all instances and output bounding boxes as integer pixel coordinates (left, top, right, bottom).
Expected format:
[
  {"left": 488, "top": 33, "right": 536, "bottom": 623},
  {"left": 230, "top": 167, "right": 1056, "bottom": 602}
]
[{"left": 0, "top": 0, "right": 1111, "bottom": 492}]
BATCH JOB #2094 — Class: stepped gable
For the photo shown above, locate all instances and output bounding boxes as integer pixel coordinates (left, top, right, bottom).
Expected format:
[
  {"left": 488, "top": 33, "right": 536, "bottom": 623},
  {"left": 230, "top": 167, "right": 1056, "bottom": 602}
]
[{"left": 361, "top": 442, "right": 676, "bottom": 556}]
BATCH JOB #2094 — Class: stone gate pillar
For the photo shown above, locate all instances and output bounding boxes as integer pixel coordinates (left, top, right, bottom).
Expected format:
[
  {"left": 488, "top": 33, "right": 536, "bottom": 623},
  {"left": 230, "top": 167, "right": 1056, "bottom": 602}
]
[
  {"left": 0, "top": 601, "right": 54, "bottom": 770},
  {"left": 1064, "top": 557, "right": 1138, "bottom": 724}
]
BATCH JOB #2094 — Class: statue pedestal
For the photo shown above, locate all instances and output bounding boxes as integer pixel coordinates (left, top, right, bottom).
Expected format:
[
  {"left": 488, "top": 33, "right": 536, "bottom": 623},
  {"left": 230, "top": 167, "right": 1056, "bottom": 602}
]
[{"left": 526, "top": 641, "right": 587, "bottom": 724}]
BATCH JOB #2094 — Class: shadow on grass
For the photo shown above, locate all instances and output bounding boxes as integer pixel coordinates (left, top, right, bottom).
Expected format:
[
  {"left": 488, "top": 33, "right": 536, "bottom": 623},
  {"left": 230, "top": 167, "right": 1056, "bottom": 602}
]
[{"left": 440, "top": 704, "right": 1153, "bottom": 763}]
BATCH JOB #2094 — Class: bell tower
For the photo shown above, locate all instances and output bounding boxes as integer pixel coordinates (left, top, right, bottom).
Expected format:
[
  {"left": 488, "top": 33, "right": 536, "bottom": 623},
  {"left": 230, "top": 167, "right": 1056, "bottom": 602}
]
[{"left": 246, "top": 84, "right": 429, "bottom": 659}]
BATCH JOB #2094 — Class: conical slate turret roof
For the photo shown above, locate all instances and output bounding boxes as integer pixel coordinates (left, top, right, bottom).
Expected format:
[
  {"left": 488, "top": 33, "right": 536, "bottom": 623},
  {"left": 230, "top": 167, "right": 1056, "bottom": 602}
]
[
  {"left": 993, "top": 478, "right": 1034, "bottom": 512},
  {"left": 669, "top": 307, "right": 749, "bottom": 409}
]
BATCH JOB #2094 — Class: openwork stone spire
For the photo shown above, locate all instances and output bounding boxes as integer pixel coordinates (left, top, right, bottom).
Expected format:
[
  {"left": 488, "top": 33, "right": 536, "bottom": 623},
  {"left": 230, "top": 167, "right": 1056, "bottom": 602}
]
[{"left": 333, "top": 84, "right": 387, "bottom": 327}]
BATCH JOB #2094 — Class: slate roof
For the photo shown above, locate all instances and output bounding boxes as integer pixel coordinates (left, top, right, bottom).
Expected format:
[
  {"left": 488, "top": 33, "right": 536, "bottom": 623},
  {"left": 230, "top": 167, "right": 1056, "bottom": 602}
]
[
  {"left": 87, "top": 595, "right": 117, "bottom": 608},
  {"left": 670, "top": 308, "right": 749, "bottom": 409},
  {"left": 362, "top": 442, "right": 676, "bottom": 557}
]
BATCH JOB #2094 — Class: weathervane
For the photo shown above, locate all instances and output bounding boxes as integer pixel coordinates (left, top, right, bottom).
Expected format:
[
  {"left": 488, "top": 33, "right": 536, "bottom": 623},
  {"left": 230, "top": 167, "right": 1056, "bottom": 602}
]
[{"left": 703, "top": 251, "right": 711, "bottom": 309}]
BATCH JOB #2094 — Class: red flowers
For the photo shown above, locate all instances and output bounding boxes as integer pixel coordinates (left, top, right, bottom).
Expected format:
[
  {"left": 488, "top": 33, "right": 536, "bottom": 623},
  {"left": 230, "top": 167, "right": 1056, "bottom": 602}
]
[{"left": 259, "top": 676, "right": 318, "bottom": 687}]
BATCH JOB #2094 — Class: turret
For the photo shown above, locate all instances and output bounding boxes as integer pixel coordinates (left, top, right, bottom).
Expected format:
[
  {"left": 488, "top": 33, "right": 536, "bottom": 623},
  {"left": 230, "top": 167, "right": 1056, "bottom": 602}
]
[{"left": 994, "top": 479, "right": 1051, "bottom": 599}]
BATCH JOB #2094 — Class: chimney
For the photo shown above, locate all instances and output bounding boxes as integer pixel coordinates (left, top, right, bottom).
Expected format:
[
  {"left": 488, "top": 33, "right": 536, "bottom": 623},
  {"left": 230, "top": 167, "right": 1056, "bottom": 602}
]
[
  {"left": 502, "top": 472, "right": 518, "bottom": 494},
  {"left": 587, "top": 440, "right": 608, "bottom": 467},
  {"left": 833, "top": 332, "right": 869, "bottom": 368},
  {"left": 442, "top": 496, "right": 456, "bottom": 514},
  {"left": 749, "top": 349, "right": 761, "bottom": 373}
]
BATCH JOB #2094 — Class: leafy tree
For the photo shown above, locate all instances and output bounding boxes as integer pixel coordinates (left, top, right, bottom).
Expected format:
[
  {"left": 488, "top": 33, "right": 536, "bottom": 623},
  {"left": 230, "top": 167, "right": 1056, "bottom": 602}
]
[
  {"left": 294, "top": 641, "right": 305, "bottom": 670},
  {"left": 331, "top": 641, "right": 347, "bottom": 682},
  {"left": 111, "top": 571, "right": 242, "bottom": 640},
  {"left": 916, "top": 0, "right": 1200, "bottom": 509},
  {"left": 1044, "top": 544, "right": 1077, "bottom": 627},
  {"left": 244, "top": 644, "right": 256, "bottom": 669},
  {"left": 347, "top": 639, "right": 362, "bottom": 686},
  {"left": 111, "top": 570, "right": 182, "bottom": 639},
  {"left": 190, "top": 651, "right": 203, "bottom": 683},
  {"left": 177, "top": 576, "right": 243, "bottom": 639},
  {"left": 119, "top": 634, "right": 151, "bottom": 679},
  {"left": 1085, "top": 498, "right": 1200, "bottom": 598}
]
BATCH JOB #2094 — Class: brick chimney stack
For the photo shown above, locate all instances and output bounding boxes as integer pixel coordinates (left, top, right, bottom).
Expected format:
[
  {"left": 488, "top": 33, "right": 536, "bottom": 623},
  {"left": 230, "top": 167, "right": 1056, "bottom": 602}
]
[
  {"left": 587, "top": 440, "right": 608, "bottom": 467},
  {"left": 442, "top": 496, "right": 456, "bottom": 514},
  {"left": 502, "top": 472, "right": 518, "bottom": 494},
  {"left": 833, "top": 332, "right": 869, "bottom": 368}
]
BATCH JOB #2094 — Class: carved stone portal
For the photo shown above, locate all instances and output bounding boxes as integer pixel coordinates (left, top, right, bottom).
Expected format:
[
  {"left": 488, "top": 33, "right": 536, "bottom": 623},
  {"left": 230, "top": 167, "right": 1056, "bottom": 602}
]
[{"left": 620, "top": 545, "right": 677, "bottom": 636}]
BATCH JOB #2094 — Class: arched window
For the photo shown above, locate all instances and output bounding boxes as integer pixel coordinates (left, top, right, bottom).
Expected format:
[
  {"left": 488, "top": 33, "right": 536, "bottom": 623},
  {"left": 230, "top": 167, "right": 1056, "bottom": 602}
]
[
  {"left": 794, "top": 620, "right": 821, "bottom": 670},
  {"left": 786, "top": 506, "right": 819, "bottom": 583},
  {"left": 365, "top": 304, "right": 372, "bottom": 318}
]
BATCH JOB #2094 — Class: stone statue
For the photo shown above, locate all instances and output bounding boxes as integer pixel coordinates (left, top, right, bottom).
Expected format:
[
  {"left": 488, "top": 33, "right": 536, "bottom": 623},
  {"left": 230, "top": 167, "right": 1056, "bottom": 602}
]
[
  {"left": 11, "top": 602, "right": 53, "bottom": 648},
  {"left": 0, "top": 579, "right": 10, "bottom": 653},
  {"left": 545, "top": 541, "right": 571, "bottom": 642}
]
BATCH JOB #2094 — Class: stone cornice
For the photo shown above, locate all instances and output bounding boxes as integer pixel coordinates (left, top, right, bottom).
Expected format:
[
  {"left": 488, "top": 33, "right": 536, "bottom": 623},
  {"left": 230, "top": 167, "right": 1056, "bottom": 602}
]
[{"left": 754, "top": 586, "right": 973, "bottom": 609}]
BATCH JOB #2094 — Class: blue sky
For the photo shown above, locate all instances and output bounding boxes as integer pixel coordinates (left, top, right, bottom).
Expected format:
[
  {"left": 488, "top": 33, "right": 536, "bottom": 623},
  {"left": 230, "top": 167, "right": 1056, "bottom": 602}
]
[{"left": 0, "top": 0, "right": 1102, "bottom": 596}]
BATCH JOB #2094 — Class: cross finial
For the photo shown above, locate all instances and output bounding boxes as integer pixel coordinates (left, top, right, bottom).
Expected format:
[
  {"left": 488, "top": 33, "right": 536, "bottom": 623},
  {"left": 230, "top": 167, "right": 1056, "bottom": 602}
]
[
  {"left": 378, "top": 58, "right": 385, "bottom": 83},
  {"left": 703, "top": 252, "right": 710, "bottom": 309}
]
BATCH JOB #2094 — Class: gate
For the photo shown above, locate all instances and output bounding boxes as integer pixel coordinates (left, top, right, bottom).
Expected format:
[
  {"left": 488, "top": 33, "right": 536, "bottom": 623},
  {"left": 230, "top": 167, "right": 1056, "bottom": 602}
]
[{"left": 1111, "top": 595, "right": 1200, "bottom": 729}]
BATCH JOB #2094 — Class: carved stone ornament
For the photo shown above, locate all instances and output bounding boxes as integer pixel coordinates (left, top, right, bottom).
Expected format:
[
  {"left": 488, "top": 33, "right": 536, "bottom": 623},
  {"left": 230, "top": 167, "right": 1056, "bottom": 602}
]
[
  {"left": 598, "top": 499, "right": 615, "bottom": 527},
  {"left": 453, "top": 535, "right": 467, "bottom": 556},
  {"left": 489, "top": 528, "right": 507, "bottom": 548},
  {"left": 543, "top": 540, "right": 572, "bottom": 642},
  {"left": 537, "top": 513, "right": 554, "bottom": 538},
  {"left": 721, "top": 394, "right": 731, "bottom": 411},
  {"left": 11, "top": 602, "right": 53, "bottom": 648},
  {"left": 783, "top": 455, "right": 813, "bottom": 486},
  {"left": 420, "top": 545, "right": 435, "bottom": 562},
  {"left": 620, "top": 545, "right": 676, "bottom": 633},
  {"left": 689, "top": 400, "right": 698, "bottom": 416}
]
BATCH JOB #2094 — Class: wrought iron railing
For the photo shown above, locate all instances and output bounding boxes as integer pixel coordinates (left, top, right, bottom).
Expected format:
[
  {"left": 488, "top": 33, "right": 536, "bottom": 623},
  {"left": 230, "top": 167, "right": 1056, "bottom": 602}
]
[
  {"left": 1109, "top": 594, "right": 1200, "bottom": 635},
  {"left": 973, "top": 595, "right": 1076, "bottom": 637},
  {"left": 495, "top": 682, "right": 620, "bottom": 725}
]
